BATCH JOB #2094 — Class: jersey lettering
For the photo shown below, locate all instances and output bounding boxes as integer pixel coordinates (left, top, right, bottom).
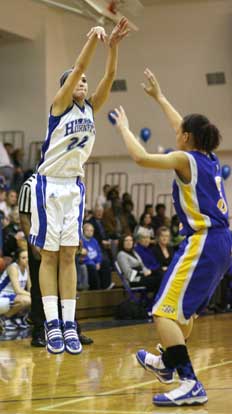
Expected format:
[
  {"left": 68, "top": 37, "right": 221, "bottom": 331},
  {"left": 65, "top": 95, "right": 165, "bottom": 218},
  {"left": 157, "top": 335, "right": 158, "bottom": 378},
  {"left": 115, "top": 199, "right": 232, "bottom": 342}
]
[
  {"left": 215, "top": 176, "right": 228, "bottom": 214},
  {"left": 67, "top": 136, "right": 89, "bottom": 151}
]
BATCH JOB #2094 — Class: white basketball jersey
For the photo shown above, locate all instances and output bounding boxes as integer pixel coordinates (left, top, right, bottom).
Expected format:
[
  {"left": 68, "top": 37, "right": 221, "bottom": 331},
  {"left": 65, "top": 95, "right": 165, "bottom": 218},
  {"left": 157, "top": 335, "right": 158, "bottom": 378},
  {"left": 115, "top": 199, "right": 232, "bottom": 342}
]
[
  {"left": 38, "top": 100, "right": 96, "bottom": 177},
  {"left": 0, "top": 263, "right": 28, "bottom": 296}
]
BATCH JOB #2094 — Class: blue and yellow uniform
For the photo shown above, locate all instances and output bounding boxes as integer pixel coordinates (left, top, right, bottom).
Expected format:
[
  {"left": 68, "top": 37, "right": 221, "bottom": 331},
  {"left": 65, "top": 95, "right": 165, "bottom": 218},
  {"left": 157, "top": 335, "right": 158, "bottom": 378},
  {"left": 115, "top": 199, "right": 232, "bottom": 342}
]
[{"left": 153, "top": 151, "right": 231, "bottom": 323}]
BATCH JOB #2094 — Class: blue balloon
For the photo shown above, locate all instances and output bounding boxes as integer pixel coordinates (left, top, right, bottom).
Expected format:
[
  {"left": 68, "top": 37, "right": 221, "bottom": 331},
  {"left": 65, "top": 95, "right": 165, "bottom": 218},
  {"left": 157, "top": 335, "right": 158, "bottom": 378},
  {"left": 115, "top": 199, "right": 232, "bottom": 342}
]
[
  {"left": 140, "top": 128, "right": 151, "bottom": 142},
  {"left": 221, "top": 164, "right": 231, "bottom": 180},
  {"left": 164, "top": 148, "right": 174, "bottom": 154},
  {"left": 108, "top": 110, "right": 117, "bottom": 125}
]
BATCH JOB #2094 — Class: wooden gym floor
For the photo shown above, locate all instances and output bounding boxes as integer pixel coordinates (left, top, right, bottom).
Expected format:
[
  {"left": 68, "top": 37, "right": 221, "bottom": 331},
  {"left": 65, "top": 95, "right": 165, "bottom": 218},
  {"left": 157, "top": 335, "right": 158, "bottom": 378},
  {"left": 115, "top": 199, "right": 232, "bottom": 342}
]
[{"left": 0, "top": 313, "right": 231, "bottom": 414}]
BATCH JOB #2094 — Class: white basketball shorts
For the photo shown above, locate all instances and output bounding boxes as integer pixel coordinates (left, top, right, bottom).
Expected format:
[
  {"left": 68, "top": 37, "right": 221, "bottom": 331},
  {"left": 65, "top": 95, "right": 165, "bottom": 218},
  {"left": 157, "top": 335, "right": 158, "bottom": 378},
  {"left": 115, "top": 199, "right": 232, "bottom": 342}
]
[{"left": 29, "top": 174, "right": 85, "bottom": 251}]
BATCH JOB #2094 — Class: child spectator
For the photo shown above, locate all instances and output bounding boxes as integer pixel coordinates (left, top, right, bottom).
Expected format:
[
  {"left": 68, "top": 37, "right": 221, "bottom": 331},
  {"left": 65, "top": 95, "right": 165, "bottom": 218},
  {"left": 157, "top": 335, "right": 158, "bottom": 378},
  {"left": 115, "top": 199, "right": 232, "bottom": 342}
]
[{"left": 82, "top": 223, "right": 112, "bottom": 290}]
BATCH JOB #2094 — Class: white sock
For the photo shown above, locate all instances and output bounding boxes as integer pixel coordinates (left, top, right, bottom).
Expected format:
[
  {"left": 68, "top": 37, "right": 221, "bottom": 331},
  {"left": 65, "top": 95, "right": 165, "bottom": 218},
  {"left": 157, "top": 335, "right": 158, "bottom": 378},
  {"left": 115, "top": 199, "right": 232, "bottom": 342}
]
[
  {"left": 42, "top": 296, "right": 59, "bottom": 323},
  {"left": 145, "top": 352, "right": 166, "bottom": 369},
  {"left": 61, "top": 299, "right": 76, "bottom": 323}
]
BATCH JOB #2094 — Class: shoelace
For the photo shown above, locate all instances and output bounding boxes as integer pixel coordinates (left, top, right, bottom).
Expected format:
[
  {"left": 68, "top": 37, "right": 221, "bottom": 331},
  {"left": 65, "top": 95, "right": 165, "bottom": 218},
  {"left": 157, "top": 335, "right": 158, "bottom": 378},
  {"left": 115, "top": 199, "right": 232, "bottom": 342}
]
[
  {"left": 63, "top": 328, "right": 79, "bottom": 341},
  {"left": 47, "top": 328, "right": 63, "bottom": 340}
]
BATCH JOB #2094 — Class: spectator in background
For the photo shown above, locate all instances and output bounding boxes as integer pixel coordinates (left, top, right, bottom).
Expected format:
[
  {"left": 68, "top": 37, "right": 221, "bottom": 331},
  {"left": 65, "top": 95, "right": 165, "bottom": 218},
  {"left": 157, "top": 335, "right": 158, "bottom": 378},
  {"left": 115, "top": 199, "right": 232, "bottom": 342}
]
[
  {"left": 122, "top": 192, "right": 132, "bottom": 203},
  {"left": 0, "top": 142, "right": 14, "bottom": 188},
  {"left": 0, "top": 249, "right": 31, "bottom": 331},
  {"left": 95, "top": 183, "right": 111, "bottom": 209},
  {"left": 117, "top": 234, "right": 160, "bottom": 294},
  {"left": 82, "top": 223, "right": 112, "bottom": 290},
  {"left": 4, "top": 142, "right": 14, "bottom": 162},
  {"left": 87, "top": 205, "right": 113, "bottom": 265},
  {"left": 3, "top": 190, "right": 18, "bottom": 220},
  {"left": 102, "top": 187, "right": 130, "bottom": 257},
  {"left": 140, "top": 204, "right": 154, "bottom": 220},
  {"left": 0, "top": 183, "right": 7, "bottom": 216},
  {"left": 76, "top": 251, "right": 89, "bottom": 291},
  {"left": 170, "top": 214, "right": 185, "bottom": 250},
  {"left": 152, "top": 203, "right": 170, "bottom": 234},
  {"left": 12, "top": 148, "right": 25, "bottom": 192},
  {"left": 153, "top": 226, "right": 174, "bottom": 273},
  {"left": 121, "top": 199, "right": 137, "bottom": 234},
  {"left": 134, "top": 212, "right": 155, "bottom": 242},
  {"left": 135, "top": 231, "right": 160, "bottom": 274},
  {"left": 3, "top": 206, "right": 26, "bottom": 257}
]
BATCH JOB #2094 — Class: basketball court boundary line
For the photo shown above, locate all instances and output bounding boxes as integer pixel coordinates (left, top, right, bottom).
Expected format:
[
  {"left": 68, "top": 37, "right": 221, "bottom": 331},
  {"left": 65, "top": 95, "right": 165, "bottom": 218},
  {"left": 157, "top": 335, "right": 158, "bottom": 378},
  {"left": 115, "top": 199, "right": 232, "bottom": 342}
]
[{"left": 36, "top": 359, "right": 232, "bottom": 412}]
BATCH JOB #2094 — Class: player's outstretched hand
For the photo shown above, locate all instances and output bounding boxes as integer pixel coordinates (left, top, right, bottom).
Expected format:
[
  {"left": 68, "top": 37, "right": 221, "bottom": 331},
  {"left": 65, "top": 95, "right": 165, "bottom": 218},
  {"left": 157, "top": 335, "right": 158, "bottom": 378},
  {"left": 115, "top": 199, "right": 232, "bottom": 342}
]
[
  {"left": 87, "top": 26, "right": 107, "bottom": 43},
  {"left": 142, "top": 68, "right": 163, "bottom": 101},
  {"left": 111, "top": 106, "right": 129, "bottom": 130},
  {"left": 108, "top": 17, "right": 130, "bottom": 47}
]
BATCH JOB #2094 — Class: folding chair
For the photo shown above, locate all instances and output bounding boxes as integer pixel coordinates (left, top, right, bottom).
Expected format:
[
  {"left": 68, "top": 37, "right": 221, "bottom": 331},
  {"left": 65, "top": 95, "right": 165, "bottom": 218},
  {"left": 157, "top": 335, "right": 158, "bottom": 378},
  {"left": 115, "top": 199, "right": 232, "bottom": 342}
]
[{"left": 114, "top": 261, "right": 149, "bottom": 305}]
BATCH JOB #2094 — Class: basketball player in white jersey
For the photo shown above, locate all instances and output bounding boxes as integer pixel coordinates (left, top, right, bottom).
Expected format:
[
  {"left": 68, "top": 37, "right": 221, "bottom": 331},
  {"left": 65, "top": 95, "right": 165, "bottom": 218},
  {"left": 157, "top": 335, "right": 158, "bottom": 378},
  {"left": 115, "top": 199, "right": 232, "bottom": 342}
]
[
  {"left": 29, "top": 18, "right": 129, "bottom": 354},
  {"left": 0, "top": 249, "right": 31, "bottom": 331}
]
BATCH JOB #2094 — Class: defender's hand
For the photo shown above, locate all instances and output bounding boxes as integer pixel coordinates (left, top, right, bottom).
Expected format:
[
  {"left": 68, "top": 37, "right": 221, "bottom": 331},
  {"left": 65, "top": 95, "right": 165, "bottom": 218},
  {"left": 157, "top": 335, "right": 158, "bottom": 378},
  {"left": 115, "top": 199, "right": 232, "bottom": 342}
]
[
  {"left": 142, "top": 68, "right": 163, "bottom": 101},
  {"left": 110, "top": 106, "right": 129, "bottom": 130},
  {"left": 108, "top": 17, "right": 130, "bottom": 47}
]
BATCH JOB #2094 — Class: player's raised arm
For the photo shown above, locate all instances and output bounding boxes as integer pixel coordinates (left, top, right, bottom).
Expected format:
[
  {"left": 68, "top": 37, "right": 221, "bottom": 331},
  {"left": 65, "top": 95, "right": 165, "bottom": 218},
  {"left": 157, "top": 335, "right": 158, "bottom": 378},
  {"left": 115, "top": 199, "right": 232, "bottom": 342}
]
[
  {"left": 89, "top": 17, "right": 130, "bottom": 113},
  {"left": 52, "top": 26, "right": 107, "bottom": 116},
  {"left": 142, "top": 68, "right": 183, "bottom": 133},
  {"left": 111, "top": 106, "right": 190, "bottom": 177}
]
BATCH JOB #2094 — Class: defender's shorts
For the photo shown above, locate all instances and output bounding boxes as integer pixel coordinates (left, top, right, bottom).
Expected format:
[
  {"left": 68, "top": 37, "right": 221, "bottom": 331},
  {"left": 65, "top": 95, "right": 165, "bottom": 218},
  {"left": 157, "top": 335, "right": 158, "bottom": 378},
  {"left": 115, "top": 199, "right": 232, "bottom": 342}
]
[
  {"left": 152, "top": 228, "right": 231, "bottom": 324},
  {"left": 29, "top": 174, "right": 85, "bottom": 251}
]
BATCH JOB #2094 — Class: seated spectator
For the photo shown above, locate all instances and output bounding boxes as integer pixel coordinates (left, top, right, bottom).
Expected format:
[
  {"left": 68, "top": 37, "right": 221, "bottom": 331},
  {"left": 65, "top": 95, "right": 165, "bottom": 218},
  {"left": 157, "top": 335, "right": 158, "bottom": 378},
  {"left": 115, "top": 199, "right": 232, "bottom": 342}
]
[
  {"left": 122, "top": 192, "right": 132, "bottom": 203},
  {"left": 4, "top": 142, "right": 14, "bottom": 163},
  {"left": 87, "top": 205, "right": 113, "bottom": 265},
  {"left": 3, "top": 190, "right": 18, "bottom": 220},
  {"left": 153, "top": 226, "right": 174, "bottom": 272},
  {"left": 0, "top": 142, "right": 14, "bottom": 188},
  {"left": 152, "top": 203, "right": 170, "bottom": 234},
  {"left": 134, "top": 212, "right": 155, "bottom": 242},
  {"left": 12, "top": 148, "right": 25, "bottom": 192},
  {"left": 140, "top": 204, "right": 154, "bottom": 220},
  {"left": 134, "top": 231, "right": 160, "bottom": 273},
  {"left": 81, "top": 223, "right": 112, "bottom": 290},
  {"left": 102, "top": 188, "right": 130, "bottom": 256},
  {"left": 0, "top": 182, "right": 7, "bottom": 216},
  {"left": 76, "top": 251, "right": 89, "bottom": 291},
  {"left": 170, "top": 214, "right": 185, "bottom": 250},
  {"left": 95, "top": 183, "right": 111, "bottom": 209},
  {"left": 3, "top": 206, "right": 26, "bottom": 257},
  {"left": 116, "top": 234, "right": 160, "bottom": 294},
  {"left": 122, "top": 200, "right": 137, "bottom": 234},
  {"left": 0, "top": 248, "right": 31, "bottom": 331}
]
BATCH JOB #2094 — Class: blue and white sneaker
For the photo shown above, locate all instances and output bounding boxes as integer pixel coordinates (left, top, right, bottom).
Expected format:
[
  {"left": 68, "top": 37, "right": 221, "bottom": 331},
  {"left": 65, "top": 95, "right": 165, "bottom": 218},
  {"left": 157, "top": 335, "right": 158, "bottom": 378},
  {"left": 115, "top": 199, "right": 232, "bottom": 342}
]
[
  {"left": 136, "top": 349, "right": 175, "bottom": 384},
  {"left": 153, "top": 379, "right": 208, "bottom": 406},
  {"left": 44, "top": 319, "right": 65, "bottom": 354},
  {"left": 0, "top": 317, "right": 18, "bottom": 332},
  {"left": 13, "top": 316, "right": 30, "bottom": 329},
  {"left": 63, "top": 321, "right": 82, "bottom": 355}
]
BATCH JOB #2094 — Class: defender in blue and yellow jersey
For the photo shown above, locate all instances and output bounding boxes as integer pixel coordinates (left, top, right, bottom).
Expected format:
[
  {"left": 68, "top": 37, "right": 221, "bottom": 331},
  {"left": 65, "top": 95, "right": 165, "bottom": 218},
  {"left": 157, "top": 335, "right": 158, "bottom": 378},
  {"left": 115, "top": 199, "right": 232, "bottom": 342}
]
[
  {"left": 173, "top": 150, "right": 228, "bottom": 236},
  {"left": 112, "top": 68, "right": 232, "bottom": 406}
]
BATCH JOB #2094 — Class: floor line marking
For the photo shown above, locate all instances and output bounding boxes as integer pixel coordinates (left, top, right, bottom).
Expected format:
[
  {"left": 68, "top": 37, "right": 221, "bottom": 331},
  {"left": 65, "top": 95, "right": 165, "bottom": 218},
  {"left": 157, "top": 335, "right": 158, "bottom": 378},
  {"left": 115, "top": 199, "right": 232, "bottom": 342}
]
[
  {"left": 46, "top": 410, "right": 153, "bottom": 414},
  {"left": 36, "top": 359, "right": 232, "bottom": 412}
]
